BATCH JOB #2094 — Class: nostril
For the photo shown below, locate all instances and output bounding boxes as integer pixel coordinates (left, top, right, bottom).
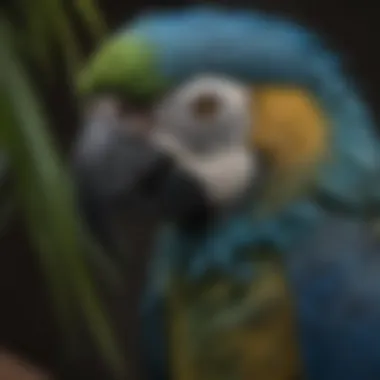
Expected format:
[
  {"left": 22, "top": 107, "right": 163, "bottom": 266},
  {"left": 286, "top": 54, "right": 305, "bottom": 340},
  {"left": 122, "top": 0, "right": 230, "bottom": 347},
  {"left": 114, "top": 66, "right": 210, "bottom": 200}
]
[{"left": 137, "top": 154, "right": 174, "bottom": 196}]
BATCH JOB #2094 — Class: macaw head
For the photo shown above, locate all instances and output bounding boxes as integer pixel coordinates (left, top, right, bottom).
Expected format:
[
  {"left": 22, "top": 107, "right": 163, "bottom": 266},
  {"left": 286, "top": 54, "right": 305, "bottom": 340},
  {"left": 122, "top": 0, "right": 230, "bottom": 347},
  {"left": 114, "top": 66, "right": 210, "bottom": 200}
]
[{"left": 72, "top": 7, "right": 380, "bottom": 248}]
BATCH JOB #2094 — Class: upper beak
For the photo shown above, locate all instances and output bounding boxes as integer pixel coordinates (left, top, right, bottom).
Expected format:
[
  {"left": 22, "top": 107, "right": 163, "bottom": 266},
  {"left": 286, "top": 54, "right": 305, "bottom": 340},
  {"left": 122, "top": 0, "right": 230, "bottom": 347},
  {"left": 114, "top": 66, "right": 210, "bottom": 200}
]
[
  {"left": 72, "top": 98, "right": 168, "bottom": 224},
  {"left": 73, "top": 111, "right": 163, "bottom": 208}
]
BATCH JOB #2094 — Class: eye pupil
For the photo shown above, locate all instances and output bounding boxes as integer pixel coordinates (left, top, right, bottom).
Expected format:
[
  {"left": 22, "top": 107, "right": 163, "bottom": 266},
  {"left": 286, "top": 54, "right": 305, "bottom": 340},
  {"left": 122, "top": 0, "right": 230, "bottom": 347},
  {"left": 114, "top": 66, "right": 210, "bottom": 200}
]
[{"left": 191, "top": 93, "right": 220, "bottom": 119}]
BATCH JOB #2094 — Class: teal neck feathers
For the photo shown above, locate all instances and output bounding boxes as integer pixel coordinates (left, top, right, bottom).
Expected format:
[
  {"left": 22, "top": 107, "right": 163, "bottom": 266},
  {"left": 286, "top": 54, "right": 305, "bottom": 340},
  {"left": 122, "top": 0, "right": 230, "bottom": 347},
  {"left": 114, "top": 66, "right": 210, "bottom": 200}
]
[{"left": 153, "top": 198, "right": 326, "bottom": 283}]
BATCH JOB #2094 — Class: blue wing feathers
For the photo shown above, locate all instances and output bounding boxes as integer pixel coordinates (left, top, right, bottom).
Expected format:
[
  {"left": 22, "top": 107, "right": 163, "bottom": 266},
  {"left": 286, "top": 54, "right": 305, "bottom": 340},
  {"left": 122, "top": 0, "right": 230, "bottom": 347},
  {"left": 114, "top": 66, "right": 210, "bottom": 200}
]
[{"left": 288, "top": 216, "right": 380, "bottom": 380}]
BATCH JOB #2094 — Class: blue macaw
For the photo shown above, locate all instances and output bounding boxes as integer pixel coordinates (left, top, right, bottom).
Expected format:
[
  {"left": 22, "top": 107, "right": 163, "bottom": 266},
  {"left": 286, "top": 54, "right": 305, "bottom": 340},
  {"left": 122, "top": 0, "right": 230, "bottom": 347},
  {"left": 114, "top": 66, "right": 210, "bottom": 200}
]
[{"left": 72, "top": 6, "right": 380, "bottom": 380}]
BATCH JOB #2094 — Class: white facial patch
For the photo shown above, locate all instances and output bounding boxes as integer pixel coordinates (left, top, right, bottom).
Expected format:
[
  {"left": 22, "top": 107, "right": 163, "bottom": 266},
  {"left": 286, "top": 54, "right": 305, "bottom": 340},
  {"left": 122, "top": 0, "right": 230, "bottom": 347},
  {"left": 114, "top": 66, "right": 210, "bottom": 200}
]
[
  {"left": 152, "top": 132, "right": 257, "bottom": 204},
  {"left": 163, "top": 75, "right": 250, "bottom": 129},
  {"left": 152, "top": 75, "right": 257, "bottom": 205}
]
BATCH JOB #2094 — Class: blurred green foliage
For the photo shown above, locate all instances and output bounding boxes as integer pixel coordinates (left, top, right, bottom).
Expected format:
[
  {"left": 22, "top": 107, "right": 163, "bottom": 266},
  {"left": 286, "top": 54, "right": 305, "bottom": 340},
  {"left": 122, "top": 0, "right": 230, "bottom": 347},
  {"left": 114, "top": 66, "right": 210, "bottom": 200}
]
[{"left": 0, "top": 1, "right": 125, "bottom": 378}]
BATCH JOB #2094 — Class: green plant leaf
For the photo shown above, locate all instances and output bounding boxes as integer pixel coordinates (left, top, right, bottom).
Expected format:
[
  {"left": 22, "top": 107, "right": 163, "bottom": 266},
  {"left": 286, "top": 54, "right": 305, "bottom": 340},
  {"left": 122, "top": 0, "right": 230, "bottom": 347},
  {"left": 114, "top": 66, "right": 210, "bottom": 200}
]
[
  {"left": 75, "top": 0, "right": 107, "bottom": 41},
  {"left": 38, "top": 0, "right": 82, "bottom": 78},
  {"left": 0, "top": 150, "right": 14, "bottom": 236},
  {"left": 11, "top": 0, "right": 106, "bottom": 79},
  {"left": 0, "top": 17, "right": 126, "bottom": 378}
]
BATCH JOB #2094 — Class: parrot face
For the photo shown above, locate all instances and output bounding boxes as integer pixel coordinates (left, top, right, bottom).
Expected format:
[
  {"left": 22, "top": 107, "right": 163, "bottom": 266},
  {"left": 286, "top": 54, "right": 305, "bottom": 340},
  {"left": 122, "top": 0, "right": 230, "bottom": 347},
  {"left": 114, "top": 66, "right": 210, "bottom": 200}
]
[
  {"left": 73, "top": 74, "right": 264, "bottom": 226},
  {"left": 72, "top": 6, "right": 380, "bottom": 246}
]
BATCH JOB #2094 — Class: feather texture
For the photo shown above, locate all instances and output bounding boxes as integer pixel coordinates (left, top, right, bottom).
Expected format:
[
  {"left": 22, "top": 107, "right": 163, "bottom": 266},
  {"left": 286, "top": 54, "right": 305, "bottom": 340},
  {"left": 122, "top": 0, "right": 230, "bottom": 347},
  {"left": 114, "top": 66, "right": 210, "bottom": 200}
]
[{"left": 287, "top": 216, "right": 380, "bottom": 380}]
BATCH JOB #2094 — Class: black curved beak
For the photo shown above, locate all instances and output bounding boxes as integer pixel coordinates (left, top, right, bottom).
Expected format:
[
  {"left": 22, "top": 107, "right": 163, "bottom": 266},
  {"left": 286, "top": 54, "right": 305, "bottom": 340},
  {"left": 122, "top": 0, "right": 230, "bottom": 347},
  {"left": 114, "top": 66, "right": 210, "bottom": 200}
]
[{"left": 72, "top": 98, "right": 210, "bottom": 247}]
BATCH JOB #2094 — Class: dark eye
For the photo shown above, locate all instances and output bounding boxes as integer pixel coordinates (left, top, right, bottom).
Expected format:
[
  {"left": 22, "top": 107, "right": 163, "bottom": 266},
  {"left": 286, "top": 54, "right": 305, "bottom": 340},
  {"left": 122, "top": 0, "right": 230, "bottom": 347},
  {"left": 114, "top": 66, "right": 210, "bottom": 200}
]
[
  {"left": 154, "top": 76, "right": 252, "bottom": 152},
  {"left": 190, "top": 93, "right": 221, "bottom": 120}
]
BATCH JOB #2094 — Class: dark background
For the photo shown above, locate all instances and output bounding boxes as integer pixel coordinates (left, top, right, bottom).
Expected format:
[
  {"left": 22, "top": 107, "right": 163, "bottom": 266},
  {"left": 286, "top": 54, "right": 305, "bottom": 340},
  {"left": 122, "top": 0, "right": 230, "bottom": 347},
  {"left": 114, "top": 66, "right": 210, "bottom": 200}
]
[{"left": 1, "top": 0, "right": 379, "bottom": 376}]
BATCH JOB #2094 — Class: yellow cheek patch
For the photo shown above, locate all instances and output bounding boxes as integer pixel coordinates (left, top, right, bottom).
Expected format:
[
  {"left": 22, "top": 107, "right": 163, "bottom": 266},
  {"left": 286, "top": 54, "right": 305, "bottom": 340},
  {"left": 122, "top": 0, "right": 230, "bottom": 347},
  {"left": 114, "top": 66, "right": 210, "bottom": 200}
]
[{"left": 251, "top": 87, "right": 329, "bottom": 206}]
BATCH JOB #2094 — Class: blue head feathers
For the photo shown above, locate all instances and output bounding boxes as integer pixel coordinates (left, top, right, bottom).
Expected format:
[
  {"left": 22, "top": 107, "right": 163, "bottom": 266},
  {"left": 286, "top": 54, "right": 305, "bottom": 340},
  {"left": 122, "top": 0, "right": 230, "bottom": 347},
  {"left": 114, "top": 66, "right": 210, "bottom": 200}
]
[{"left": 126, "top": 6, "right": 380, "bottom": 208}]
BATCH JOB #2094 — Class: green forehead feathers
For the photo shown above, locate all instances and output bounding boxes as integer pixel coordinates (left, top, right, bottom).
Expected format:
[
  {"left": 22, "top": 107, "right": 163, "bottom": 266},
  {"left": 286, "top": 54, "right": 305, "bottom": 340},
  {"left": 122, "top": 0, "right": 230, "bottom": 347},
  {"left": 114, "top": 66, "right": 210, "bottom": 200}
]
[{"left": 77, "top": 35, "right": 168, "bottom": 100}]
